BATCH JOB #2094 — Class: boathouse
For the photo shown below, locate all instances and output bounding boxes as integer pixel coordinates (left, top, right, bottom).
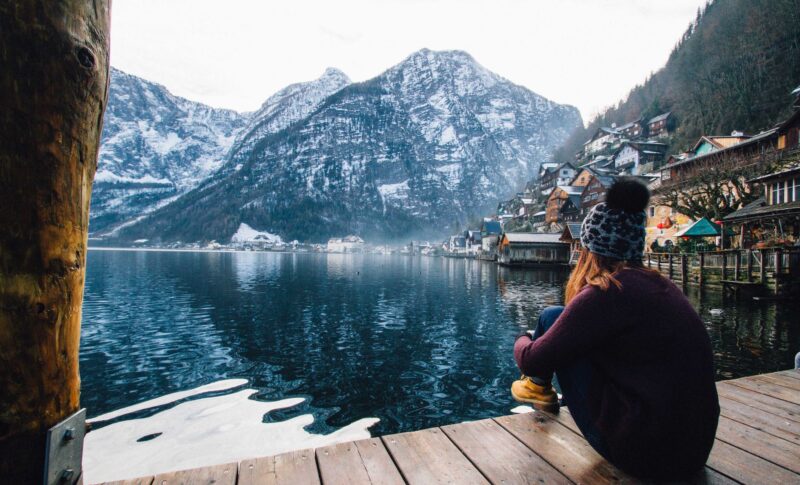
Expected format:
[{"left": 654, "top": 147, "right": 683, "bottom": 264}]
[{"left": 497, "top": 232, "right": 569, "bottom": 266}]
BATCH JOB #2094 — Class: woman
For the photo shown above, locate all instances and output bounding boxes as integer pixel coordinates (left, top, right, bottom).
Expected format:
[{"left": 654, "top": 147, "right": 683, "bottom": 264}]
[{"left": 512, "top": 178, "right": 719, "bottom": 480}]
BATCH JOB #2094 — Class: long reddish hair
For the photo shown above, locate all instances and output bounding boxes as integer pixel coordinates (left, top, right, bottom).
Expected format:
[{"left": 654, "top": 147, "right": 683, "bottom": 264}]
[{"left": 564, "top": 248, "right": 656, "bottom": 304}]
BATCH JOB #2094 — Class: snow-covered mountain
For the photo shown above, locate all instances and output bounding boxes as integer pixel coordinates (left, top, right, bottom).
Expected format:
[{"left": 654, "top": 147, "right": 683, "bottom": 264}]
[
  {"left": 91, "top": 68, "right": 248, "bottom": 235},
  {"left": 111, "top": 49, "right": 582, "bottom": 243}
]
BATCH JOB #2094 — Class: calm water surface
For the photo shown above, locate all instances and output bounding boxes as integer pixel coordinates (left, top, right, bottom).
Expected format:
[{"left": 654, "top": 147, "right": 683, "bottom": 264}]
[{"left": 81, "top": 249, "right": 799, "bottom": 437}]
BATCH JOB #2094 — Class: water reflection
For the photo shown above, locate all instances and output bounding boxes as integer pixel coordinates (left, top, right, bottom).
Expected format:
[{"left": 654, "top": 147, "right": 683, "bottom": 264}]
[{"left": 81, "top": 250, "right": 799, "bottom": 453}]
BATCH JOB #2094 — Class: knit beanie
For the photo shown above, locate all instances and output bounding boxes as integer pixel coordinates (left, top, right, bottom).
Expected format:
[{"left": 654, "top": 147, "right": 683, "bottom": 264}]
[{"left": 580, "top": 178, "right": 650, "bottom": 261}]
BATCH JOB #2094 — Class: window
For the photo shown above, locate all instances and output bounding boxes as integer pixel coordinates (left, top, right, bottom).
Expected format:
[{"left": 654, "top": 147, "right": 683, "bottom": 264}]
[
  {"left": 772, "top": 183, "right": 779, "bottom": 204},
  {"left": 793, "top": 177, "right": 800, "bottom": 202}
]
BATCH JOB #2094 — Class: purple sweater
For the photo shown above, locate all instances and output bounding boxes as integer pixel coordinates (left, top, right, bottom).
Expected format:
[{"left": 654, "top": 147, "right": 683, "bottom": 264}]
[{"left": 514, "top": 269, "right": 719, "bottom": 478}]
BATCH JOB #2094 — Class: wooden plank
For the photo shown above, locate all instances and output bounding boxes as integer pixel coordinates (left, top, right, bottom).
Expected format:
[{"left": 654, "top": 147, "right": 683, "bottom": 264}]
[
  {"left": 706, "top": 438, "right": 799, "bottom": 484},
  {"left": 316, "top": 441, "right": 373, "bottom": 485},
  {"left": 724, "top": 377, "right": 800, "bottom": 406},
  {"left": 714, "top": 416, "right": 800, "bottom": 473},
  {"left": 547, "top": 410, "right": 736, "bottom": 484},
  {"left": 545, "top": 408, "right": 580, "bottom": 434},
  {"left": 753, "top": 373, "right": 800, "bottom": 392},
  {"left": 353, "top": 438, "right": 405, "bottom": 485},
  {"left": 151, "top": 462, "right": 237, "bottom": 485},
  {"left": 442, "top": 418, "right": 570, "bottom": 485},
  {"left": 717, "top": 382, "right": 800, "bottom": 423},
  {"left": 777, "top": 369, "right": 800, "bottom": 381},
  {"left": 239, "top": 449, "right": 320, "bottom": 485},
  {"left": 381, "top": 427, "right": 489, "bottom": 484},
  {"left": 495, "top": 412, "right": 636, "bottom": 484},
  {"left": 719, "top": 395, "right": 800, "bottom": 444},
  {"left": 101, "top": 478, "right": 154, "bottom": 485}
]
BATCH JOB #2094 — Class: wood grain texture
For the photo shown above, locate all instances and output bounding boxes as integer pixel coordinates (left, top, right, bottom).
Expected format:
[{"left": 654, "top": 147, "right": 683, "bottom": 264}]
[
  {"left": 753, "top": 373, "right": 800, "bottom": 392},
  {"left": 495, "top": 412, "right": 634, "bottom": 484},
  {"left": 0, "top": 1, "right": 111, "bottom": 481},
  {"left": 717, "top": 381, "right": 800, "bottom": 423},
  {"left": 100, "top": 478, "right": 155, "bottom": 485},
  {"left": 442, "top": 418, "right": 570, "bottom": 485},
  {"left": 725, "top": 377, "right": 800, "bottom": 405},
  {"left": 706, "top": 438, "right": 799, "bottom": 484},
  {"left": 352, "top": 438, "right": 405, "bottom": 485},
  {"left": 719, "top": 395, "right": 800, "bottom": 444},
  {"left": 382, "top": 427, "right": 488, "bottom": 484},
  {"left": 151, "top": 462, "right": 237, "bottom": 485},
  {"left": 238, "top": 449, "right": 320, "bottom": 485},
  {"left": 714, "top": 416, "right": 800, "bottom": 473},
  {"left": 316, "top": 441, "right": 372, "bottom": 485}
]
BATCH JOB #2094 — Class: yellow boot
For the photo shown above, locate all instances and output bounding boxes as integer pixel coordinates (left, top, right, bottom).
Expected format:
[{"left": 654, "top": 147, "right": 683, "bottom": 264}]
[{"left": 511, "top": 375, "right": 559, "bottom": 411}]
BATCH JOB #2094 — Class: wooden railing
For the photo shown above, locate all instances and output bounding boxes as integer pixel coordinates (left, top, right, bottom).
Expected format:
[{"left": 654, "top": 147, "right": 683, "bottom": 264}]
[{"left": 644, "top": 248, "right": 800, "bottom": 292}]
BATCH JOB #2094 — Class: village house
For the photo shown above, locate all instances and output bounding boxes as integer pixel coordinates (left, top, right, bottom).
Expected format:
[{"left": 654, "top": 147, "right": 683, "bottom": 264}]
[
  {"left": 497, "top": 232, "right": 570, "bottom": 266},
  {"left": 327, "top": 235, "right": 365, "bottom": 253},
  {"left": 659, "top": 129, "right": 780, "bottom": 185},
  {"left": 616, "top": 118, "right": 644, "bottom": 139},
  {"left": 583, "top": 126, "right": 622, "bottom": 156},
  {"left": 612, "top": 141, "right": 668, "bottom": 175},
  {"left": 540, "top": 161, "right": 577, "bottom": 191},
  {"left": 645, "top": 204, "right": 693, "bottom": 250},
  {"left": 546, "top": 185, "right": 584, "bottom": 224},
  {"left": 466, "top": 230, "right": 483, "bottom": 256},
  {"left": 580, "top": 170, "right": 617, "bottom": 214},
  {"left": 480, "top": 220, "right": 503, "bottom": 259},
  {"left": 559, "top": 223, "right": 582, "bottom": 264},
  {"left": 646, "top": 112, "right": 673, "bottom": 138},
  {"left": 724, "top": 163, "right": 800, "bottom": 248}
]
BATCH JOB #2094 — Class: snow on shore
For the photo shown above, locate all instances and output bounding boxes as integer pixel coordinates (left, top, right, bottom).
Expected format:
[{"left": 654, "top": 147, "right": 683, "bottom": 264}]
[
  {"left": 83, "top": 380, "right": 378, "bottom": 484},
  {"left": 230, "top": 223, "right": 283, "bottom": 244}
]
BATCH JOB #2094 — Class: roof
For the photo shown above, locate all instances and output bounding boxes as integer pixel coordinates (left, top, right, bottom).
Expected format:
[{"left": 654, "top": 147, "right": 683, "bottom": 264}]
[
  {"left": 747, "top": 164, "right": 800, "bottom": 183},
  {"left": 674, "top": 217, "right": 722, "bottom": 237},
  {"left": 665, "top": 128, "right": 779, "bottom": 171},
  {"left": 616, "top": 118, "right": 642, "bottom": 130},
  {"left": 481, "top": 220, "right": 502, "bottom": 235},
  {"left": 647, "top": 112, "right": 671, "bottom": 124},
  {"left": 503, "top": 233, "right": 566, "bottom": 244},
  {"left": 723, "top": 197, "right": 800, "bottom": 222},
  {"left": 561, "top": 223, "right": 582, "bottom": 240},
  {"left": 584, "top": 126, "right": 621, "bottom": 145},
  {"left": 556, "top": 185, "right": 584, "bottom": 195}
]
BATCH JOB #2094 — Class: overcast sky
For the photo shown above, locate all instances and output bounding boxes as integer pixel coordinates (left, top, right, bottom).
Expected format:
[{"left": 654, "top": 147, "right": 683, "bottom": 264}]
[{"left": 111, "top": 0, "right": 707, "bottom": 123}]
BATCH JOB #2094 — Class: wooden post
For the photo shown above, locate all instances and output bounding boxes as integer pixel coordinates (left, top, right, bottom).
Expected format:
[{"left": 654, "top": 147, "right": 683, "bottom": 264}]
[
  {"left": 657, "top": 253, "right": 662, "bottom": 271},
  {"left": 759, "top": 250, "right": 766, "bottom": 283},
  {"left": 699, "top": 252, "right": 705, "bottom": 287},
  {"left": 0, "top": 2, "right": 111, "bottom": 482},
  {"left": 721, "top": 252, "right": 728, "bottom": 281},
  {"left": 647, "top": 253, "right": 651, "bottom": 267},
  {"left": 668, "top": 253, "right": 674, "bottom": 280},
  {"left": 681, "top": 254, "right": 688, "bottom": 286},
  {"left": 775, "top": 248, "right": 783, "bottom": 294},
  {"left": 746, "top": 250, "right": 753, "bottom": 282},
  {"left": 734, "top": 250, "right": 741, "bottom": 282}
]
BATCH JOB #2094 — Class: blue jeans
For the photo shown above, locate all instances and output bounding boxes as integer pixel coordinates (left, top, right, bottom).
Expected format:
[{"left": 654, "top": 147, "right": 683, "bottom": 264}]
[{"left": 532, "top": 306, "right": 609, "bottom": 458}]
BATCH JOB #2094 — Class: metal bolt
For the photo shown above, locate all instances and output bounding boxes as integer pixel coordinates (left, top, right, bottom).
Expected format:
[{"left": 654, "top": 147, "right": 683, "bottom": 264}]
[
  {"left": 60, "top": 468, "right": 75, "bottom": 483},
  {"left": 63, "top": 427, "right": 75, "bottom": 442}
]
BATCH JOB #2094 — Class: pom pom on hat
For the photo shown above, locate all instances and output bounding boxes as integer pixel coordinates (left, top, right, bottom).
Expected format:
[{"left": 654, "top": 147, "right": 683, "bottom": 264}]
[{"left": 605, "top": 177, "right": 650, "bottom": 213}]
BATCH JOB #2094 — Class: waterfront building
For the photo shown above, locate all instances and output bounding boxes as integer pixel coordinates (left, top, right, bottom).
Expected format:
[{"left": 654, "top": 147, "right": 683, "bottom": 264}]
[
  {"left": 327, "top": 235, "right": 365, "bottom": 253},
  {"left": 497, "top": 232, "right": 569, "bottom": 266}
]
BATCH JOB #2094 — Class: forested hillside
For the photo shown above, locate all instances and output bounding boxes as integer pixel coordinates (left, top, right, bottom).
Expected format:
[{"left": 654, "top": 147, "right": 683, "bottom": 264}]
[{"left": 554, "top": 0, "right": 800, "bottom": 160}]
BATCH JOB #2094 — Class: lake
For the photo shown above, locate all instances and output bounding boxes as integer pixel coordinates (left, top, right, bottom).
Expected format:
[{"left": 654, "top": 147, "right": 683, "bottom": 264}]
[{"left": 79, "top": 249, "right": 799, "bottom": 482}]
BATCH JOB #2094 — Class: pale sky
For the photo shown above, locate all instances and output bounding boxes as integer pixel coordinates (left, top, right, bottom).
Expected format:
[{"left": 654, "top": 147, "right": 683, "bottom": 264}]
[{"left": 110, "top": 0, "right": 706, "bottom": 123}]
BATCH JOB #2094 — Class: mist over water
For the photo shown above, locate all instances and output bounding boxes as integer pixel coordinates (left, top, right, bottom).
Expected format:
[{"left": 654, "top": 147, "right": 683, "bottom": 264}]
[{"left": 80, "top": 249, "right": 799, "bottom": 480}]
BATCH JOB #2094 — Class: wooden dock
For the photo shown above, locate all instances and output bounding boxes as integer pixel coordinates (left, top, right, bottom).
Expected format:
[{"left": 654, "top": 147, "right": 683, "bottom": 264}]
[{"left": 98, "top": 370, "right": 800, "bottom": 485}]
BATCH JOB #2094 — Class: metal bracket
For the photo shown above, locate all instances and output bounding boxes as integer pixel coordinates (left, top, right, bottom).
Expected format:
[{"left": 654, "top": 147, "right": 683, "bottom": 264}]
[{"left": 43, "top": 408, "right": 86, "bottom": 485}]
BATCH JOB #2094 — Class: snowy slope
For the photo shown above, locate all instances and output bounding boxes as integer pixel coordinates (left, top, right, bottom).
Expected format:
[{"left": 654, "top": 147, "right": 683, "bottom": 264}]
[
  {"left": 91, "top": 68, "right": 248, "bottom": 235},
  {"left": 117, "top": 49, "right": 582, "bottom": 243}
]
